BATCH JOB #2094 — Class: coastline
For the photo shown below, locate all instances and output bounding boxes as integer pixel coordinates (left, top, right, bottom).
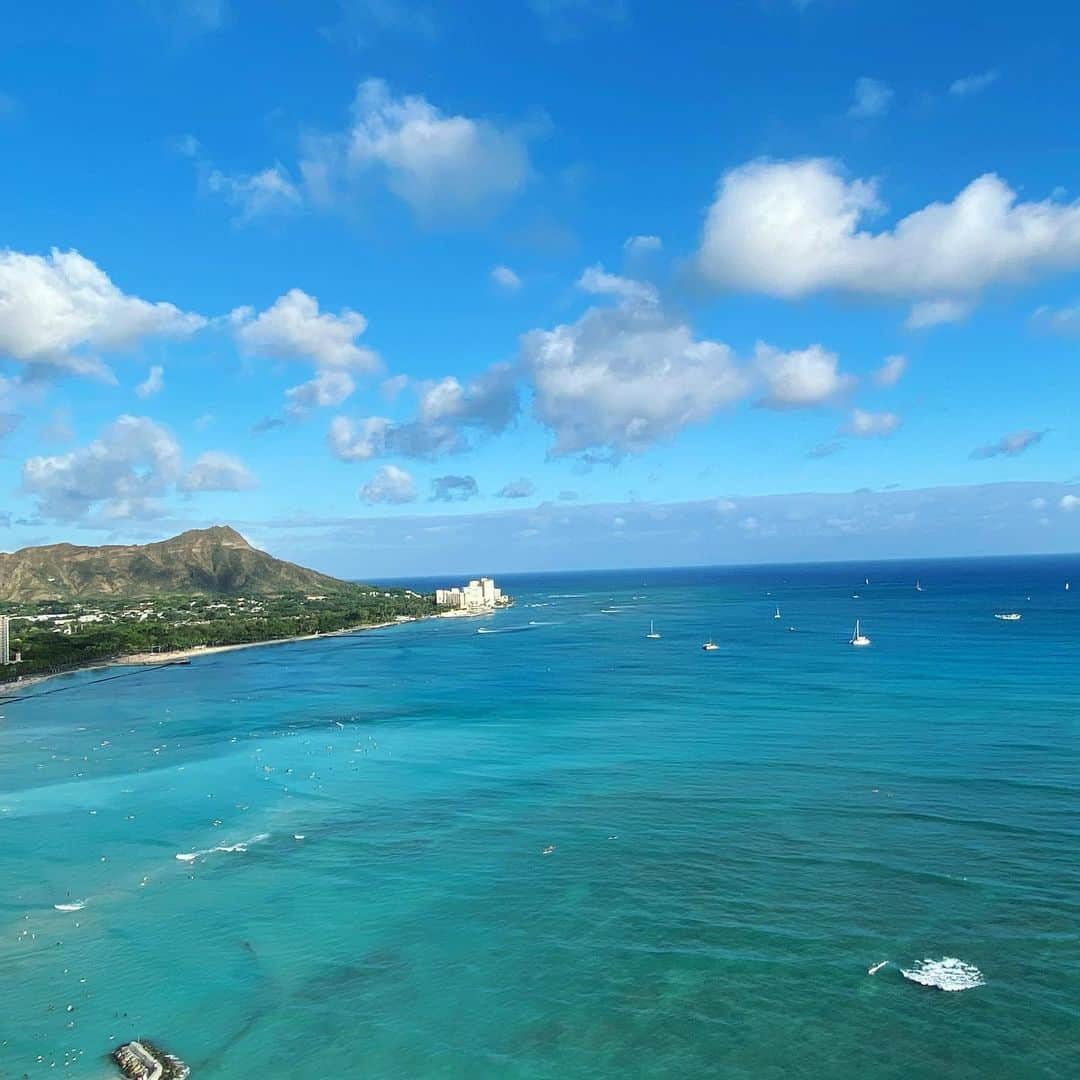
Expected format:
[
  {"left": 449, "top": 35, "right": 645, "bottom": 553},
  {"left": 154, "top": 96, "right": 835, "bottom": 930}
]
[{"left": 0, "top": 606, "right": 502, "bottom": 697}]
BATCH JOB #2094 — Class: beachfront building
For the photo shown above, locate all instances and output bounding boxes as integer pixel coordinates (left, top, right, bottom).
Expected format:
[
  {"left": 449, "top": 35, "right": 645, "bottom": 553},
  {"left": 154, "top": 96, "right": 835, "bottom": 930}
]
[
  {"left": 435, "top": 577, "right": 506, "bottom": 613},
  {"left": 0, "top": 614, "right": 10, "bottom": 665}
]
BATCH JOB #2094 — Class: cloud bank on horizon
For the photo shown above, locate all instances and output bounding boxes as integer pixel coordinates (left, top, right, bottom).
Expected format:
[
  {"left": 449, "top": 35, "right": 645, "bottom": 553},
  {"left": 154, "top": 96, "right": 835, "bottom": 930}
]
[{"left": 0, "top": 0, "right": 1077, "bottom": 570}]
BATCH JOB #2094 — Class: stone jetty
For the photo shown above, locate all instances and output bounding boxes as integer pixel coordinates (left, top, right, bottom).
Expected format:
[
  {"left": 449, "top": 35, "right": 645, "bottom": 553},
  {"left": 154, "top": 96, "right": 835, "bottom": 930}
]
[{"left": 112, "top": 1041, "right": 189, "bottom": 1080}]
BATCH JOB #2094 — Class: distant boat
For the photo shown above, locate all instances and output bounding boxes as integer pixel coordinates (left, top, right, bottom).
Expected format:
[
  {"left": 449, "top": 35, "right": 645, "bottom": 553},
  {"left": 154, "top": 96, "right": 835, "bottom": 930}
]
[
  {"left": 864, "top": 577, "right": 870, "bottom": 586},
  {"left": 852, "top": 592, "right": 860, "bottom": 599},
  {"left": 915, "top": 579, "right": 923, "bottom": 592},
  {"left": 994, "top": 612, "right": 1022, "bottom": 621},
  {"left": 773, "top": 606, "right": 781, "bottom": 619},
  {"left": 1067, "top": 582, "right": 1071, "bottom": 592},
  {"left": 646, "top": 620, "right": 661, "bottom": 639},
  {"left": 850, "top": 619, "right": 871, "bottom": 647},
  {"left": 702, "top": 638, "right": 719, "bottom": 651}
]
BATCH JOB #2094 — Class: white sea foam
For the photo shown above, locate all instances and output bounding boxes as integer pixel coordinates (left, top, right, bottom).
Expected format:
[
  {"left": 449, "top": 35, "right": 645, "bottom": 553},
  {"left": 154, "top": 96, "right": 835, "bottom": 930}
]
[
  {"left": 175, "top": 832, "right": 270, "bottom": 863},
  {"left": 54, "top": 901, "right": 85, "bottom": 912},
  {"left": 900, "top": 957, "right": 984, "bottom": 991}
]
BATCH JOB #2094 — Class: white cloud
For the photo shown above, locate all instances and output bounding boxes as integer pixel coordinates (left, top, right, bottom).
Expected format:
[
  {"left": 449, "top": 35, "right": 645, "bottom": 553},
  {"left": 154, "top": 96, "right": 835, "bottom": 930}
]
[
  {"left": 520, "top": 300, "right": 748, "bottom": 457},
  {"left": 754, "top": 343, "right": 855, "bottom": 410},
  {"left": 136, "top": 365, "right": 165, "bottom": 399},
  {"left": 301, "top": 78, "right": 533, "bottom": 219},
  {"left": 905, "top": 297, "right": 973, "bottom": 329},
  {"left": 431, "top": 474, "right": 478, "bottom": 502},
  {"left": 1060, "top": 494, "right": 1080, "bottom": 512},
  {"left": 359, "top": 464, "right": 416, "bottom": 504},
  {"left": 949, "top": 70, "right": 999, "bottom": 98},
  {"left": 697, "top": 158, "right": 1080, "bottom": 320},
  {"left": 873, "top": 354, "right": 907, "bottom": 386},
  {"left": 22, "top": 415, "right": 183, "bottom": 520},
  {"left": 843, "top": 408, "right": 901, "bottom": 437},
  {"left": 329, "top": 362, "right": 518, "bottom": 461},
  {"left": 1032, "top": 302, "right": 1080, "bottom": 336},
  {"left": 285, "top": 370, "right": 356, "bottom": 414},
  {"left": 205, "top": 163, "right": 302, "bottom": 221},
  {"left": 577, "top": 263, "right": 658, "bottom": 304},
  {"left": 0, "top": 249, "right": 205, "bottom": 378},
  {"left": 491, "top": 264, "right": 522, "bottom": 290},
  {"left": 848, "top": 77, "right": 893, "bottom": 119},
  {"left": 498, "top": 477, "right": 536, "bottom": 499},
  {"left": 624, "top": 234, "right": 662, "bottom": 254},
  {"left": 230, "top": 289, "right": 380, "bottom": 372},
  {"left": 180, "top": 451, "right": 257, "bottom": 492},
  {"left": 971, "top": 429, "right": 1048, "bottom": 459}
]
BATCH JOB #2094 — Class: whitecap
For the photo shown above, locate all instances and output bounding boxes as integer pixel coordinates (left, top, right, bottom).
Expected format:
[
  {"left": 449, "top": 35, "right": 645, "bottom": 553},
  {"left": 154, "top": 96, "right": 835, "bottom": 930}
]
[
  {"left": 900, "top": 957, "right": 984, "bottom": 991},
  {"left": 175, "top": 832, "right": 270, "bottom": 863}
]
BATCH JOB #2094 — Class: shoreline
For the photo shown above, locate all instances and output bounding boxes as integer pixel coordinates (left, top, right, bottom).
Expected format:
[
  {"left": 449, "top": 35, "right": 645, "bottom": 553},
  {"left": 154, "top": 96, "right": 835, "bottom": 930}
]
[{"left": 0, "top": 606, "right": 504, "bottom": 697}]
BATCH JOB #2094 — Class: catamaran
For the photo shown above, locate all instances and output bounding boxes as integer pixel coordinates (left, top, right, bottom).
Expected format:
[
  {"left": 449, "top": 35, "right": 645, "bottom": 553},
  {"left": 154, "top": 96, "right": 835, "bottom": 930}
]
[
  {"left": 702, "top": 637, "right": 719, "bottom": 651},
  {"left": 850, "top": 619, "right": 871, "bottom": 647},
  {"left": 646, "top": 620, "right": 661, "bottom": 639}
]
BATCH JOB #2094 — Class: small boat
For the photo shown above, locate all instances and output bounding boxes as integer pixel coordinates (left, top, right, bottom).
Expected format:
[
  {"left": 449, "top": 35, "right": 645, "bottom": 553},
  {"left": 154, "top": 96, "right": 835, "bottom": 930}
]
[
  {"left": 850, "top": 619, "right": 871, "bottom": 647},
  {"left": 864, "top": 577, "right": 870, "bottom": 586},
  {"left": 773, "top": 606, "right": 781, "bottom": 619},
  {"left": 994, "top": 612, "right": 1022, "bottom": 621},
  {"left": 915, "top": 579, "right": 923, "bottom": 592},
  {"left": 646, "top": 620, "right": 661, "bottom": 639},
  {"left": 852, "top": 592, "right": 860, "bottom": 599},
  {"left": 702, "top": 638, "right": 719, "bottom": 651}
]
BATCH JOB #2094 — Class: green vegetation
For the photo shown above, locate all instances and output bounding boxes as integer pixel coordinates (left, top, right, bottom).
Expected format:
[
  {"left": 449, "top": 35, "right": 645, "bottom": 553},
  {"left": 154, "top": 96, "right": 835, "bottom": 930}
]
[{"left": 2, "top": 587, "right": 436, "bottom": 683}]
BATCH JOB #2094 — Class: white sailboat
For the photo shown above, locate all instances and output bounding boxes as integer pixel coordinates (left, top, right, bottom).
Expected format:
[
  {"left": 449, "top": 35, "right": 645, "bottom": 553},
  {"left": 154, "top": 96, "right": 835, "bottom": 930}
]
[
  {"left": 702, "top": 637, "right": 719, "bottom": 651},
  {"left": 646, "top": 620, "right": 661, "bottom": 639},
  {"left": 915, "top": 579, "right": 923, "bottom": 592},
  {"left": 850, "top": 619, "right": 871, "bottom": 647},
  {"left": 773, "top": 606, "right": 781, "bottom": 619}
]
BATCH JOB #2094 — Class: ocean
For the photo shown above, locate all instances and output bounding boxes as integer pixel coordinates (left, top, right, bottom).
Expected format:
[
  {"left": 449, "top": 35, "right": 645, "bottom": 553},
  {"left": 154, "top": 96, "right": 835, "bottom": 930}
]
[{"left": 1, "top": 557, "right": 1077, "bottom": 1078}]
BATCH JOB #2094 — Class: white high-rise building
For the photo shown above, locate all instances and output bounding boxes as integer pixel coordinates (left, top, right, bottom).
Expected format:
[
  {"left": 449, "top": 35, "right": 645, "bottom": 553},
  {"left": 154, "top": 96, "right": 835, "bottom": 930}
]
[
  {"left": 0, "top": 614, "right": 10, "bottom": 666},
  {"left": 435, "top": 578, "right": 505, "bottom": 612}
]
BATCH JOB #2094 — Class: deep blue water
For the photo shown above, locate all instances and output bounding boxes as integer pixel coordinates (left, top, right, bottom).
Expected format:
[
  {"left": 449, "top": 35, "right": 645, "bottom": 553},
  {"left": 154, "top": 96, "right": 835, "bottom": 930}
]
[{"left": 1, "top": 557, "right": 1078, "bottom": 1078}]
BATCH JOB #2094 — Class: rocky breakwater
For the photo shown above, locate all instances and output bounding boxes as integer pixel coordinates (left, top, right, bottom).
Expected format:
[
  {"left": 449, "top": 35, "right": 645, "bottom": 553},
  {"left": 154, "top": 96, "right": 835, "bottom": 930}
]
[{"left": 112, "top": 1040, "right": 189, "bottom": 1080}]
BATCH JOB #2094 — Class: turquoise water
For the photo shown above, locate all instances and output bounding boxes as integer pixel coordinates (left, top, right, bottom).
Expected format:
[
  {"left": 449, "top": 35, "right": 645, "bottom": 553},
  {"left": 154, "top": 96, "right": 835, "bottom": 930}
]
[{"left": 1, "top": 558, "right": 1078, "bottom": 1078}]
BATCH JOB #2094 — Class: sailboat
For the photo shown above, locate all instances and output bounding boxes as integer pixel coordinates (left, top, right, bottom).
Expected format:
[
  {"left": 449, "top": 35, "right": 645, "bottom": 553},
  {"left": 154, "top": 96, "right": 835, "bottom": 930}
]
[
  {"left": 915, "top": 579, "right": 923, "bottom": 592},
  {"left": 646, "top": 620, "right": 661, "bottom": 639},
  {"left": 702, "top": 637, "right": 719, "bottom": 651},
  {"left": 773, "top": 606, "right": 781, "bottom": 619},
  {"left": 850, "top": 619, "right": 871, "bottom": 647}
]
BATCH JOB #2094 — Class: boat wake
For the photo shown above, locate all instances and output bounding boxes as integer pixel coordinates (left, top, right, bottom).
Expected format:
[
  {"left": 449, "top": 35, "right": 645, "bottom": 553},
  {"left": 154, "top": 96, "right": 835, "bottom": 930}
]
[
  {"left": 900, "top": 957, "right": 984, "bottom": 991},
  {"left": 476, "top": 625, "right": 534, "bottom": 635},
  {"left": 175, "top": 832, "right": 270, "bottom": 863}
]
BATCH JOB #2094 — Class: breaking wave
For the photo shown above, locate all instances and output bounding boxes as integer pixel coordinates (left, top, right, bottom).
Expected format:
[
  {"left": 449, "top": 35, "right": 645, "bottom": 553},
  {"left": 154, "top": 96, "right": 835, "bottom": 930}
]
[
  {"left": 54, "top": 901, "right": 86, "bottom": 912},
  {"left": 176, "top": 833, "right": 271, "bottom": 863},
  {"left": 900, "top": 957, "right": 984, "bottom": 991}
]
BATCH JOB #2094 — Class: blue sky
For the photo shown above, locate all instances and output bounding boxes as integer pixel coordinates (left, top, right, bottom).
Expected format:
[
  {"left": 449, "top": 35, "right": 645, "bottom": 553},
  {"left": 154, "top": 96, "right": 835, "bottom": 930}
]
[{"left": 1, "top": 0, "right": 1079, "bottom": 576}]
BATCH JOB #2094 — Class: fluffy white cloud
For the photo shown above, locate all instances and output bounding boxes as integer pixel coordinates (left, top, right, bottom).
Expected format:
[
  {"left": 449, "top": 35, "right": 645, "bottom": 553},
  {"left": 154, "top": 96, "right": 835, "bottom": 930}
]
[
  {"left": 301, "top": 78, "right": 532, "bottom": 219},
  {"left": 329, "top": 362, "right": 518, "bottom": 461},
  {"left": 0, "top": 249, "right": 205, "bottom": 377},
  {"left": 950, "top": 70, "right": 999, "bottom": 97},
  {"left": 624, "top": 234, "right": 662, "bottom": 254},
  {"left": 577, "top": 264, "right": 658, "bottom": 304},
  {"left": 179, "top": 451, "right": 257, "bottom": 492},
  {"left": 136, "top": 365, "right": 165, "bottom": 399},
  {"left": 359, "top": 464, "right": 416, "bottom": 504},
  {"left": 231, "top": 289, "right": 379, "bottom": 373},
  {"left": 754, "top": 343, "right": 855, "bottom": 409},
  {"left": 1060, "top": 494, "right": 1080, "bottom": 512},
  {"left": 843, "top": 408, "right": 902, "bottom": 437},
  {"left": 491, "top": 264, "right": 522, "bottom": 291},
  {"left": 285, "top": 370, "right": 356, "bottom": 414},
  {"left": 697, "top": 158, "right": 1080, "bottom": 321},
  {"left": 520, "top": 300, "right": 748, "bottom": 457},
  {"left": 873, "top": 354, "right": 907, "bottom": 386},
  {"left": 205, "top": 163, "right": 302, "bottom": 221},
  {"left": 971, "top": 429, "right": 1048, "bottom": 459},
  {"left": 22, "top": 415, "right": 183, "bottom": 520},
  {"left": 848, "top": 77, "right": 893, "bottom": 118},
  {"left": 498, "top": 477, "right": 536, "bottom": 499}
]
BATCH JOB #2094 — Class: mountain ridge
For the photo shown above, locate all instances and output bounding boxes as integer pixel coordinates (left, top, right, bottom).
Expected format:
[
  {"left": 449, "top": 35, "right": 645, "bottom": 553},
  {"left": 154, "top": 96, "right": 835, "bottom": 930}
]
[{"left": 0, "top": 526, "right": 349, "bottom": 601}]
